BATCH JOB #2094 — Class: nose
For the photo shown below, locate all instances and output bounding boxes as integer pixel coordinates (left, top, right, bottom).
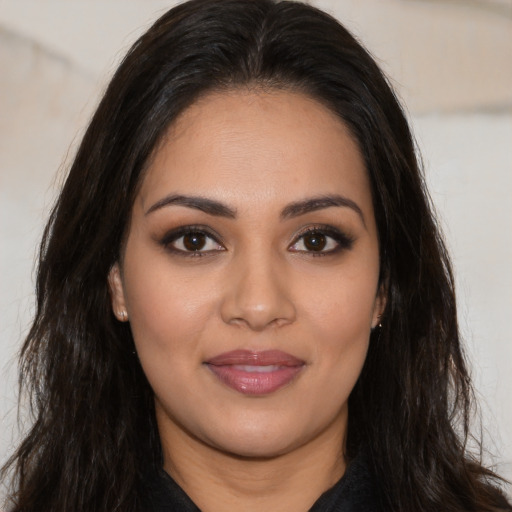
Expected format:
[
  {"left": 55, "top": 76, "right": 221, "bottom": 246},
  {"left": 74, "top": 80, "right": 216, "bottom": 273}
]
[{"left": 220, "top": 253, "right": 296, "bottom": 331}]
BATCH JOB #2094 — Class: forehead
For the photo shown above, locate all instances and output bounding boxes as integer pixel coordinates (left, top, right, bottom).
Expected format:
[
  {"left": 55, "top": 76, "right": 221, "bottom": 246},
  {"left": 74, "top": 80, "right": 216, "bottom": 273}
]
[{"left": 138, "top": 90, "right": 373, "bottom": 220}]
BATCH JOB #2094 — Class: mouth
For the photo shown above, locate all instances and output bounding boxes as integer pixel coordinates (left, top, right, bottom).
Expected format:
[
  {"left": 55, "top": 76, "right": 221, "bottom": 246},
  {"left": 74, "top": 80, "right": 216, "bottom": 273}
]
[{"left": 204, "top": 350, "right": 305, "bottom": 395}]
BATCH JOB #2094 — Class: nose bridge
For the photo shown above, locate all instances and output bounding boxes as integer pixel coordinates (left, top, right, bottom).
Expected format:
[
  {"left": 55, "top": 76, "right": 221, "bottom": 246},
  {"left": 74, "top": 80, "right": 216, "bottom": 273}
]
[{"left": 220, "top": 247, "right": 296, "bottom": 330}]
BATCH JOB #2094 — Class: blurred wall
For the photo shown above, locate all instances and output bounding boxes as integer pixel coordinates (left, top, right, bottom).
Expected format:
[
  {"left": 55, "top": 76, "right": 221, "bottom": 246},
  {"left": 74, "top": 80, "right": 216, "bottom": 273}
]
[{"left": 1, "top": 0, "right": 511, "bottom": 492}]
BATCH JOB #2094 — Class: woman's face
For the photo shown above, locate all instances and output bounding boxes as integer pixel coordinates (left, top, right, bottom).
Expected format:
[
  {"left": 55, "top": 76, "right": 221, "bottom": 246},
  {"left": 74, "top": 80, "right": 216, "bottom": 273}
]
[{"left": 109, "top": 90, "right": 384, "bottom": 460}]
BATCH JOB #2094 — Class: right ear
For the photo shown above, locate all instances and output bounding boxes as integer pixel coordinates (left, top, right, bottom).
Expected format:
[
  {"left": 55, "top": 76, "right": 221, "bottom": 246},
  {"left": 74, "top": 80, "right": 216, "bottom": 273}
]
[{"left": 108, "top": 262, "right": 128, "bottom": 321}]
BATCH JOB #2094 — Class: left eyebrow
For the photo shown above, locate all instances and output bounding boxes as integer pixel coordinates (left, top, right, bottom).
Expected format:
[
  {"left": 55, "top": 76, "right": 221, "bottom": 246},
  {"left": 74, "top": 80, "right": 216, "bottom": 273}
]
[{"left": 280, "top": 194, "right": 366, "bottom": 227}]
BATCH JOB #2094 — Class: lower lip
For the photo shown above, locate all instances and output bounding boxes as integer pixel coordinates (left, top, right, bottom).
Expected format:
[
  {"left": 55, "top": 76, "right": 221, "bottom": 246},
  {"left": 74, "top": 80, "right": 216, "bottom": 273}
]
[{"left": 206, "top": 364, "right": 304, "bottom": 395}]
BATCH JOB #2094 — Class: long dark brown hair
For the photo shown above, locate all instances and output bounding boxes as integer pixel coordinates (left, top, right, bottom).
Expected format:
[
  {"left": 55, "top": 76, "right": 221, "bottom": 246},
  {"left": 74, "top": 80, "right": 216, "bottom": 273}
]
[{"left": 2, "top": 0, "right": 510, "bottom": 510}]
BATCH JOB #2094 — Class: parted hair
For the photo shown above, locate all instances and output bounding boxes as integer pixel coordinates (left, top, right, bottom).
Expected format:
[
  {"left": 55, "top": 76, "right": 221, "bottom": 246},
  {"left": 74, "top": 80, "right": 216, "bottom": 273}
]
[{"left": 2, "top": 0, "right": 511, "bottom": 510}]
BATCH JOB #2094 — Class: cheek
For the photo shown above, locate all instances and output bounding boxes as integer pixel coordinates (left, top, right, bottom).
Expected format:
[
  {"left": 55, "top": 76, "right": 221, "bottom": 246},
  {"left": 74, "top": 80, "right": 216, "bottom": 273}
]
[
  {"left": 121, "top": 251, "right": 220, "bottom": 360},
  {"left": 298, "top": 262, "right": 377, "bottom": 379},
  {"left": 302, "top": 267, "right": 378, "bottom": 338},
  {"left": 122, "top": 267, "right": 219, "bottom": 408}
]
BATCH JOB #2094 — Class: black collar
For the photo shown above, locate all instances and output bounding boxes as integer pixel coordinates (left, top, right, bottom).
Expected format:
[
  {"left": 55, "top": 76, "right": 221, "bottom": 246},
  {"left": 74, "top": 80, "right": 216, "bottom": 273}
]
[{"left": 142, "top": 451, "right": 384, "bottom": 512}]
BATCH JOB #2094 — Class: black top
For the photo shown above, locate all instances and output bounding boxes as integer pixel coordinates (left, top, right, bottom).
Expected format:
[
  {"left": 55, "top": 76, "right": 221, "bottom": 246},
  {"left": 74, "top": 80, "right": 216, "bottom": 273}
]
[{"left": 142, "top": 452, "right": 385, "bottom": 511}]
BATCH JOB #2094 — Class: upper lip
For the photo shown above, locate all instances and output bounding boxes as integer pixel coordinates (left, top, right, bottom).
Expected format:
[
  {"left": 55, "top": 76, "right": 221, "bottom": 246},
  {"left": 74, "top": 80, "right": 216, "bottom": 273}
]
[{"left": 205, "top": 350, "right": 304, "bottom": 367}]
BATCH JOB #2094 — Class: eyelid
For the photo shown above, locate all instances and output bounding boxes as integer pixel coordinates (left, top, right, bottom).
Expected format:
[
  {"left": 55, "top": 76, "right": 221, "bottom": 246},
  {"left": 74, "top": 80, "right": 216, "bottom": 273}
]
[
  {"left": 157, "top": 223, "right": 354, "bottom": 257},
  {"left": 159, "top": 225, "right": 225, "bottom": 255},
  {"left": 288, "top": 224, "right": 355, "bottom": 254}
]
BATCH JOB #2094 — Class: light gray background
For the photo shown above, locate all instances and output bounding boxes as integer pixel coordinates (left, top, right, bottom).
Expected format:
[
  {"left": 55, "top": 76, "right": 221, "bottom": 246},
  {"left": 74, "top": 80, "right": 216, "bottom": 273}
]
[{"left": 1, "top": 0, "right": 511, "bottom": 496}]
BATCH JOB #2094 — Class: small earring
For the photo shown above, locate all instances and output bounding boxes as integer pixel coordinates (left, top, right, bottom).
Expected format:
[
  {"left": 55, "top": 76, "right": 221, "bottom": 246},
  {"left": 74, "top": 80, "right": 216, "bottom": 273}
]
[{"left": 118, "top": 310, "right": 128, "bottom": 322}]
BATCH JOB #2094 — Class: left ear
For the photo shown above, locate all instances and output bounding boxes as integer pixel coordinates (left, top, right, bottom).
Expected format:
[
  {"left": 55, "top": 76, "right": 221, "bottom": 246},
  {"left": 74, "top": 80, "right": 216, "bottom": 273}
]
[
  {"left": 108, "top": 262, "right": 129, "bottom": 322},
  {"left": 371, "top": 283, "right": 387, "bottom": 329}
]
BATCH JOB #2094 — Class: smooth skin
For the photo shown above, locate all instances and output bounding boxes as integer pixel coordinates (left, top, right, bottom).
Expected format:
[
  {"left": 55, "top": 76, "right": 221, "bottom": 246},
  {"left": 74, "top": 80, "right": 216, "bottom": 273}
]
[{"left": 109, "top": 90, "right": 385, "bottom": 512}]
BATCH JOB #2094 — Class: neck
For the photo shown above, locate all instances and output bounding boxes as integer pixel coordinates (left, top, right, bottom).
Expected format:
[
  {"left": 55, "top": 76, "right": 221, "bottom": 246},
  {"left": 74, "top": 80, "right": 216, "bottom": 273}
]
[{"left": 158, "top": 409, "right": 348, "bottom": 512}]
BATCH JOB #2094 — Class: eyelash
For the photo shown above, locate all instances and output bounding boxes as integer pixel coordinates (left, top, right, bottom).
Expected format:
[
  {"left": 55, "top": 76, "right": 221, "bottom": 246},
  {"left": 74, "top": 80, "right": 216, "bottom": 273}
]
[
  {"left": 289, "top": 225, "right": 355, "bottom": 256},
  {"left": 160, "top": 225, "right": 224, "bottom": 257},
  {"left": 159, "top": 224, "right": 354, "bottom": 257}
]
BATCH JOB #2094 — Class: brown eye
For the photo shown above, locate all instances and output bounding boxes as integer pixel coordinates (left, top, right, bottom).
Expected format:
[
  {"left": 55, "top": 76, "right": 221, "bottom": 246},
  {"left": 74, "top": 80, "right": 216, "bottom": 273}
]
[
  {"left": 303, "top": 231, "right": 326, "bottom": 251},
  {"left": 289, "top": 227, "right": 353, "bottom": 255},
  {"left": 162, "top": 228, "right": 225, "bottom": 255},
  {"left": 183, "top": 232, "right": 207, "bottom": 251}
]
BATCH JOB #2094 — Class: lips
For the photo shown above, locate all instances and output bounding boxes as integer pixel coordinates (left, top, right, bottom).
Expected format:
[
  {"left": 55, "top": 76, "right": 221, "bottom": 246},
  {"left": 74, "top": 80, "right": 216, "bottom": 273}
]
[{"left": 205, "top": 350, "right": 305, "bottom": 395}]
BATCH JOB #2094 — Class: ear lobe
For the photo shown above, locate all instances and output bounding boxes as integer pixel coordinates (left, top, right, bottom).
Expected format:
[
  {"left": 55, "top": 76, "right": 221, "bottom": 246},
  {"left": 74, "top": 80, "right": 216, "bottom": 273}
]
[
  {"left": 371, "top": 283, "right": 387, "bottom": 329},
  {"left": 108, "top": 263, "right": 128, "bottom": 321}
]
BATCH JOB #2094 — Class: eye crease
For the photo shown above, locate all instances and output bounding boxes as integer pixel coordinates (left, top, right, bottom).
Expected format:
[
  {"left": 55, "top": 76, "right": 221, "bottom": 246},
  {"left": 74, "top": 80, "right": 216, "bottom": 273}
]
[
  {"left": 289, "top": 227, "right": 355, "bottom": 256},
  {"left": 160, "top": 224, "right": 355, "bottom": 256},
  {"left": 176, "top": 232, "right": 221, "bottom": 252},
  {"left": 290, "top": 230, "right": 351, "bottom": 254},
  {"left": 291, "top": 231, "right": 336, "bottom": 252},
  {"left": 160, "top": 226, "right": 225, "bottom": 256}
]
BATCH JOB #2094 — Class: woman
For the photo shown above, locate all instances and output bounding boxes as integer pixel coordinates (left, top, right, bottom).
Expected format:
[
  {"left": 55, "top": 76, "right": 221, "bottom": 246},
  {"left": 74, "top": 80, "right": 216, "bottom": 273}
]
[{"left": 2, "top": 0, "right": 510, "bottom": 510}]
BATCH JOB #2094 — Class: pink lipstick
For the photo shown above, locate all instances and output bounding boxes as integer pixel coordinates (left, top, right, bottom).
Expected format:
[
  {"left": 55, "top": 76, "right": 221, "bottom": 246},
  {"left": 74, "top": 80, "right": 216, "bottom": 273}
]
[{"left": 205, "top": 350, "right": 305, "bottom": 395}]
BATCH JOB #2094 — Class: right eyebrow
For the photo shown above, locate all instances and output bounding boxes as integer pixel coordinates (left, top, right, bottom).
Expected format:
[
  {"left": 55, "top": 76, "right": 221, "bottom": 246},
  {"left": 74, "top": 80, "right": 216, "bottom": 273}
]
[{"left": 145, "top": 194, "right": 237, "bottom": 218}]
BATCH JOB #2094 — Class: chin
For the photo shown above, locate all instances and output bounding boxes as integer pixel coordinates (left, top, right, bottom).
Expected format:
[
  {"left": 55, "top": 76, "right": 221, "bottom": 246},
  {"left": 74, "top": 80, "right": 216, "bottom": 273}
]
[
  {"left": 201, "top": 413, "right": 321, "bottom": 460},
  {"left": 210, "top": 432, "right": 301, "bottom": 460}
]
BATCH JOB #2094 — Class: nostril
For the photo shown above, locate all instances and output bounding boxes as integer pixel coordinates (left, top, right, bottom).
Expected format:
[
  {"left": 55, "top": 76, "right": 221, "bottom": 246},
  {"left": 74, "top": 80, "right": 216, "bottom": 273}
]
[
  {"left": 221, "top": 296, "right": 297, "bottom": 331},
  {"left": 219, "top": 260, "right": 297, "bottom": 330}
]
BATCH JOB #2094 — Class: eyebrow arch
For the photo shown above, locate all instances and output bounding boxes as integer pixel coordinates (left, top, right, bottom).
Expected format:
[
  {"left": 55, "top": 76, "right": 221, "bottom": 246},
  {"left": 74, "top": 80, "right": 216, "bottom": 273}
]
[
  {"left": 280, "top": 194, "right": 366, "bottom": 226},
  {"left": 145, "top": 193, "right": 365, "bottom": 226},
  {"left": 145, "top": 194, "right": 237, "bottom": 218}
]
